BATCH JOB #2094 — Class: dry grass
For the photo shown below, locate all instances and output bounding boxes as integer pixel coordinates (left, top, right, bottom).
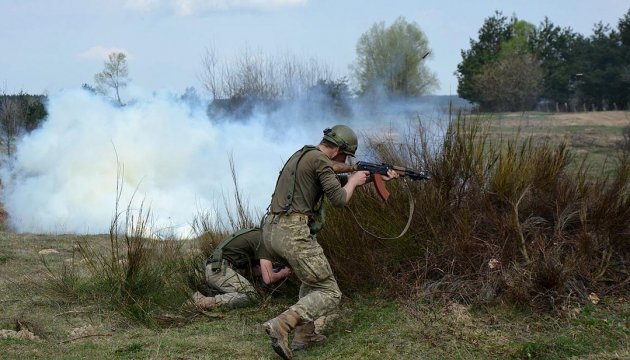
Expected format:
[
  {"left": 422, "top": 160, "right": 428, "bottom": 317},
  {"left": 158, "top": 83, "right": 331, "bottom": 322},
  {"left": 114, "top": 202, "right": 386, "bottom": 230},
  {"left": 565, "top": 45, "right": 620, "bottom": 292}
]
[
  {"left": 0, "top": 110, "right": 628, "bottom": 358},
  {"left": 320, "top": 112, "right": 630, "bottom": 310}
]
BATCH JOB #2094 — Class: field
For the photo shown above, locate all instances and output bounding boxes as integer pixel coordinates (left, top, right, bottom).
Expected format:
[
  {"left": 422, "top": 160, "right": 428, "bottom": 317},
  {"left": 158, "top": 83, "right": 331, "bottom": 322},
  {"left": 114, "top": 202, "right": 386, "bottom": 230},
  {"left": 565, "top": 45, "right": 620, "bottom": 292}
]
[
  {"left": 485, "top": 111, "right": 630, "bottom": 176},
  {"left": 0, "top": 111, "right": 629, "bottom": 359}
]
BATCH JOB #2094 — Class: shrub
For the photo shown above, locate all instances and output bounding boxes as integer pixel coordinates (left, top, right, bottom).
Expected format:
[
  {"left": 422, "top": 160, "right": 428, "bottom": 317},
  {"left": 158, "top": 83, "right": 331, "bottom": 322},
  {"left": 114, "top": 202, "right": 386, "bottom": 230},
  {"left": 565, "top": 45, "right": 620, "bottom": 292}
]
[{"left": 320, "top": 113, "right": 629, "bottom": 309}]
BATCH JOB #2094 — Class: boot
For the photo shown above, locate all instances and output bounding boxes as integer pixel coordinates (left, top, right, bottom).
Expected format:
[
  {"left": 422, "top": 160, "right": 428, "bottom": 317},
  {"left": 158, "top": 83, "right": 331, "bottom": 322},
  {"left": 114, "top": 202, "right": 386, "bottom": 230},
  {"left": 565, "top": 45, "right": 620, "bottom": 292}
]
[
  {"left": 263, "top": 309, "right": 301, "bottom": 360},
  {"left": 291, "top": 321, "right": 326, "bottom": 351},
  {"left": 191, "top": 291, "right": 218, "bottom": 310}
]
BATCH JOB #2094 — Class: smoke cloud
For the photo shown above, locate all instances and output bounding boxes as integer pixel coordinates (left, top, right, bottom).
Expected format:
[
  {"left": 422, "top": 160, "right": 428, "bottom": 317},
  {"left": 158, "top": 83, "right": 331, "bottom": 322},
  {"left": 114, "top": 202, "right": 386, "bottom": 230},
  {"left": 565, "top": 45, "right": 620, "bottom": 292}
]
[
  {"left": 0, "top": 88, "right": 449, "bottom": 237},
  {"left": 0, "top": 90, "right": 318, "bottom": 236}
]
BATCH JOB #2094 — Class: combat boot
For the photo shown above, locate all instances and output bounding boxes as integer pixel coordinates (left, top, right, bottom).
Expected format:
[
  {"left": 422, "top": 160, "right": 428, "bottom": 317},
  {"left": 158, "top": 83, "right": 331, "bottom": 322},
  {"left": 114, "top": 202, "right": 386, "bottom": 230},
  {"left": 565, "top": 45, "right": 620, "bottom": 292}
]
[
  {"left": 291, "top": 321, "right": 326, "bottom": 351},
  {"left": 263, "top": 309, "right": 301, "bottom": 360},
  {"left": 191, "top": 291, "right": 218, "bottom": 310}
]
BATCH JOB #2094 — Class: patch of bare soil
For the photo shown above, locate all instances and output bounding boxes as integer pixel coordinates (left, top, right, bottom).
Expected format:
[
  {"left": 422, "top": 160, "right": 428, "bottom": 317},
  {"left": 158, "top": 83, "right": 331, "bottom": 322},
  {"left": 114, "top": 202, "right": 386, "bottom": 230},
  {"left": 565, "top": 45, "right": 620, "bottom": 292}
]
[
  {"left": 496, "top": 110, "right": 630, "bottom": 128},
  {"left": 549, "top": 111, "right": 630, "bottom": 126}
]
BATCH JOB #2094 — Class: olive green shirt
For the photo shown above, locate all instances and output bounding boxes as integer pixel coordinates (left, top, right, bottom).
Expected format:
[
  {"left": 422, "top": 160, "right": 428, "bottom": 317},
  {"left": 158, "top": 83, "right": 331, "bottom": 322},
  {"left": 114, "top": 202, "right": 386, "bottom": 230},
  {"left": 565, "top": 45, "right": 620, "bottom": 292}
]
[
  {"left": 269, "top": 146, "right": 347, "bottom": 216},
  {"left": 220, "top": 229, "right": 272, "bottom": 269}
]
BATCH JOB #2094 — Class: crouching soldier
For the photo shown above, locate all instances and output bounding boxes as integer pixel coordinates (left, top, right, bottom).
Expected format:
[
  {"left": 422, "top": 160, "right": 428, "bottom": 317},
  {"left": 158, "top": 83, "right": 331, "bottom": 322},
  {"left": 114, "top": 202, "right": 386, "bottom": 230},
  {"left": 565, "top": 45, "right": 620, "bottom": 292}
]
[{"left": 192, "top": 227, "right": 292, "bottom": 310}]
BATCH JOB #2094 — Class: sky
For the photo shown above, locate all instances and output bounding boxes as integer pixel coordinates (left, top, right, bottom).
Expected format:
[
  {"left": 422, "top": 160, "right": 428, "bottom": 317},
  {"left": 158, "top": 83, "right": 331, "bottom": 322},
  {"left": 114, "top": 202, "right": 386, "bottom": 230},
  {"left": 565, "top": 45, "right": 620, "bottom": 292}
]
[{"left": 1, "top": 0, "right": 629, "bottom": 96}]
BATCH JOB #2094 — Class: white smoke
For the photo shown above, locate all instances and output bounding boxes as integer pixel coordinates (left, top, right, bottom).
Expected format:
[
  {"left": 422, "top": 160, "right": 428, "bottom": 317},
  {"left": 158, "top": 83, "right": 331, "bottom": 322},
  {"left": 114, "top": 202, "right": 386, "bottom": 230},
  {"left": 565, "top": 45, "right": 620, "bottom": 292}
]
[
  {"left": 0, "top": 90, "right": 314, "bottom": 237},
  {"left": 0, "top": 89, "right": 450, "bottom": 237}
]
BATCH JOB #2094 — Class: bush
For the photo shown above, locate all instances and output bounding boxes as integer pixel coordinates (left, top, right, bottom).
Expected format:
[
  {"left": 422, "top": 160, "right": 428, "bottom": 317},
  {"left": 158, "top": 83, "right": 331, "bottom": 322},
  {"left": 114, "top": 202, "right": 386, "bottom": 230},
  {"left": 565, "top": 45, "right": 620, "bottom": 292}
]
[{"left": 319, "top": 113, "right": 629, "bottom": 309}]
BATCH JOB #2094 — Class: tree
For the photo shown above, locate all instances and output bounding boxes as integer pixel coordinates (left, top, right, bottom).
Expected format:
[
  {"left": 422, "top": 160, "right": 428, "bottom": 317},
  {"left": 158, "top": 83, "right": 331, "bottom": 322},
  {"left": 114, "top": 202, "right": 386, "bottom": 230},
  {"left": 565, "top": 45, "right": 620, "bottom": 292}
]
[
  {"left": 530, "top": 17, "right": 582, "bottom": 105},
  {"left": 473, "top": 53, "right": 543, "bottom": 111},
  {"left": 201, "top": 47, "right": 334, "bottom": 118},
  {"left": 0, "top": 89, "right": 24, "bottom": 159},
  {"left": 618, "top": 8, "right": 630, "bottom": 106},
  {"left": 500, "top": 20, "right": 536, "bottom": 56},
  {"left": 94, "top": 52, "right": 129, "bottom": 106},
  {"left": 458, "top": 14, "right": 543, "bottom": 111},
  {"left": 620, "top": 8, "right": 630, "bottom": 46},
  {"left": 353, "top": 16, "right": 437, "bottom": 97},
  {"left": 575, "top": 22, "right": 628, "bottom": 110},
  {"left": 307, "top": 77, "right": 352, "bottom": 117},
  {"left": 475, "top": 20, "right": 543, "bottom": 111},
  {"left": 23, "top": 95, "right": 47, "bottom": 131},
  {"left": 456, "top": 11, "right": 514, "bottom": 102}
]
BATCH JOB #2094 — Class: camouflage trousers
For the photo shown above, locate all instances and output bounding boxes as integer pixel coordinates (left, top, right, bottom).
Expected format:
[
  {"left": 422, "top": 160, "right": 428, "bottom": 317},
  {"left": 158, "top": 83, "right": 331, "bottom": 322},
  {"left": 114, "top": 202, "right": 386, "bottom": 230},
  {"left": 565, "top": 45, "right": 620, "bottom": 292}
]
[
  {"left": 263, "top": 214, "right": 342, "bottom": 322},
  {"left": 205, "top": 262, "right": 259, "bottom": 308}
]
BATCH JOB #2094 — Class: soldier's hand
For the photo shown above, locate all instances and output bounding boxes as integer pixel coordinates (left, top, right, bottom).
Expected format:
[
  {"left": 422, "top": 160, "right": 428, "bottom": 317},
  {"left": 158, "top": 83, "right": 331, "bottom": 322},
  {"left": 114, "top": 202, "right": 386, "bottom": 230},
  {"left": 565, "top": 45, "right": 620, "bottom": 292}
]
[
  {"left": 280, "top": 267, "right": 292, "bottom": 278},
  {"left": 382, "top": 169, "right": 400, "bottom": 181},
  {"left": 349, "top": 170, "right": 370, "bottom": 186}
]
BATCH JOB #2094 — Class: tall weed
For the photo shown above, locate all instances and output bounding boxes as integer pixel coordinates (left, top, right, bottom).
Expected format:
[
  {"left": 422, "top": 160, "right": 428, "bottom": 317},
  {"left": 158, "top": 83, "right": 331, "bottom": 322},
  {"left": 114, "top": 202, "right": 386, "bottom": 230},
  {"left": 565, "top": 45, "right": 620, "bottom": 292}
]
[{"left": 34, "top": 175, "right": 196, "bottom": 326}]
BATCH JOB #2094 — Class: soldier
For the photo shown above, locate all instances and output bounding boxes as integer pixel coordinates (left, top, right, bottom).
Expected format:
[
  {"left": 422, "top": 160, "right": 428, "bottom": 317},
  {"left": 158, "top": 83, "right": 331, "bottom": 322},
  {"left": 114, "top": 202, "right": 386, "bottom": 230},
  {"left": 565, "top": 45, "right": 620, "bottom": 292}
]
[
  {"left": 192, "top": 227, "right": 292, "bottom": 310},
  {"left": 261, "top": 125, "right": 398, "bottom": 359}
]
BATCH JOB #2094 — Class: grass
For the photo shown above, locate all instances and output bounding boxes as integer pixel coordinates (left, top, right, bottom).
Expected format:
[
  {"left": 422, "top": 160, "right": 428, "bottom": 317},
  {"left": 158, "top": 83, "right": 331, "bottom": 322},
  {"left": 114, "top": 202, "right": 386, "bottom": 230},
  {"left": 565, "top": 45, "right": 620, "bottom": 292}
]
[
  {"left": 0, "top": 110, "right": 628, "bottom": 358},
  {"left": 485, "top": 111, "right": 630, "bottom": 177},
  {"left": 0, "top": 233, "right": 627, "bottom": 359}
]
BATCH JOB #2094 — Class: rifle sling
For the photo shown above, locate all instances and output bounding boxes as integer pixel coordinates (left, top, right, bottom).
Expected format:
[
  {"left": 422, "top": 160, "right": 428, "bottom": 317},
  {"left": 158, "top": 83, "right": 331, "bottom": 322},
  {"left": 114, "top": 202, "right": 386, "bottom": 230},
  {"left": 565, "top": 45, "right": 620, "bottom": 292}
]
[{"left": 348, "top": 178, "right": 414, "bottom": 240}]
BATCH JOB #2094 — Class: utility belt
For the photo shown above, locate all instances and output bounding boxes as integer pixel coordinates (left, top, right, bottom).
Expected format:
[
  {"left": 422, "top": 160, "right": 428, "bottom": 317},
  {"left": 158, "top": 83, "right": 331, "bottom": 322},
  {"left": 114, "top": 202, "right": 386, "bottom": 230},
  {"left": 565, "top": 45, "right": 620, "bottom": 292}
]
[
  {"left": 266, "top": 212, "right": 323, "bottom": 234},
  {"left": 266, "top": 212, "right": 310, "bottom": 225},
  {"left": 207, "top": 257, "right": 228, "bottom": 273},
  {"left": 207, "top": 257, "right": 248, "bottom": 274}
]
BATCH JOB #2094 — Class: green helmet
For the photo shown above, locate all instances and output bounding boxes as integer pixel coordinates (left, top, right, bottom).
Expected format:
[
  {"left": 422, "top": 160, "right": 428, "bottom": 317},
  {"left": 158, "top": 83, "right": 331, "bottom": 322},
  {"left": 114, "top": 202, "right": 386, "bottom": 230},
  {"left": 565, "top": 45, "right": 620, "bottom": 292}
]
[{"left": 323, "top": 125, "right": 358, "bottom": 156}]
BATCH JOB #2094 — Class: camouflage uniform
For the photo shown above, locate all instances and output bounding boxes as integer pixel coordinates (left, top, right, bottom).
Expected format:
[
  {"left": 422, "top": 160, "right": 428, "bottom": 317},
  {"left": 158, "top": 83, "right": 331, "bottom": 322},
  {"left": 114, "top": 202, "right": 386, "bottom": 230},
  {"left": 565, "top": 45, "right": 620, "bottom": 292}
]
[
  {"left": 205, "top": 229, "right": 271, "bottom": 308},
  {"left": 263, "top": 147, "right": 346, "bottom": 322}
]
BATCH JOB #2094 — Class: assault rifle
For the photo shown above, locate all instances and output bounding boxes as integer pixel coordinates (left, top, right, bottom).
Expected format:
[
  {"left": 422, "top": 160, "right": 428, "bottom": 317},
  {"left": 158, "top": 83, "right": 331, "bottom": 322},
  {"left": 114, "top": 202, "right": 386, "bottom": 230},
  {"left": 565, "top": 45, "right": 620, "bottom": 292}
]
[{"left": 355, "top": 161, "right": 430, "bottom": 201}]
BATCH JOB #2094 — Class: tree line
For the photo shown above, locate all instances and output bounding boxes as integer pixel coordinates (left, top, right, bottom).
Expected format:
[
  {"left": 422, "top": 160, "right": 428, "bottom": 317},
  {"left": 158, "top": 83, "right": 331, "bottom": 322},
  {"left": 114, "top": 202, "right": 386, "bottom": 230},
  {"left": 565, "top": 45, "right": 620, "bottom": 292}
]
[
  {"left": 0, "top": 91, "right": 47, "bottom": 157},
  {"left": 457, "top": 8, "right": 630, "bottom": 112}
]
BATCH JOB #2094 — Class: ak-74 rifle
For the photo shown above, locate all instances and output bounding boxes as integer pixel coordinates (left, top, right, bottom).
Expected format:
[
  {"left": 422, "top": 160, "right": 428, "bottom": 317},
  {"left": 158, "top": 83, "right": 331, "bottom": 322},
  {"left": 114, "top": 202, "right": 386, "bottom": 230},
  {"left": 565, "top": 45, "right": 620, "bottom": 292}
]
[{"left": 355, "top": 161, "right": 430, "bottom": 201}]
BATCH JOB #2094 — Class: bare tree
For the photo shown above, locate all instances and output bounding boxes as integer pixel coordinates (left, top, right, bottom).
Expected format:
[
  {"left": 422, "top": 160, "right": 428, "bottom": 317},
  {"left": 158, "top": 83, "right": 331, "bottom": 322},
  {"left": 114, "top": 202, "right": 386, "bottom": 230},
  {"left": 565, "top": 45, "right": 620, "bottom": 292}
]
[
  {"left": 0, "top": 87, "right": 24, "bottom": 160},
  {"left": 200, "top": 47, "right": 221, "bottom": 100},
  {"left": 94, "top": 52, "right": 129, "bottom": 106},
  {"left": 200, "top": 47, "right": 332, "bottom": 101}
]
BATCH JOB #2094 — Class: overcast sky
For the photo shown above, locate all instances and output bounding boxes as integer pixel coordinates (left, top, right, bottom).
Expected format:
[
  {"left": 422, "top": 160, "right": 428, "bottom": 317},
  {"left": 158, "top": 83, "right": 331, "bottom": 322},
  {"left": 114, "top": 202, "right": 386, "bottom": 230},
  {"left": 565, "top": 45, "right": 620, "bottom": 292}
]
[{"left": 1, "top": 0, "right": 628, "bottom": 96}]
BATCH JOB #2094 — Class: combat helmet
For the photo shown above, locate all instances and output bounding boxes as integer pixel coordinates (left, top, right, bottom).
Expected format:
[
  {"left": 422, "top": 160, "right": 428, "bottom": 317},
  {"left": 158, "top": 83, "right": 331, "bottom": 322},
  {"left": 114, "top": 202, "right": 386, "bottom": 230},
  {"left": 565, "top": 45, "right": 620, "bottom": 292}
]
[{"left": 323, "top": 125, "right": 358, "bottom": 156}]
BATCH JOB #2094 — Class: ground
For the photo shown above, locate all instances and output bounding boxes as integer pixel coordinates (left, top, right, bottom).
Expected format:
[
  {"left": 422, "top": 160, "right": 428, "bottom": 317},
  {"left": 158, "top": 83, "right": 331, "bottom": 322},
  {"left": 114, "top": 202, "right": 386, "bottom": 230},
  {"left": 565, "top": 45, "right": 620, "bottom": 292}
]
[{"left": 0, "top": 110, "right": 629, "bottom": 359}]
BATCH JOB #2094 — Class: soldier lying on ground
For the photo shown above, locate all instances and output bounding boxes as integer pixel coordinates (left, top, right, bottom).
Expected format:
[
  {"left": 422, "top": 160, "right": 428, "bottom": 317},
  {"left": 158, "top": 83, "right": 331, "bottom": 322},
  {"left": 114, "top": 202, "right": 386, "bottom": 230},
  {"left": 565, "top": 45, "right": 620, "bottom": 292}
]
[{"left": 192, "top": 227, "right": 292, "bottom": 310}]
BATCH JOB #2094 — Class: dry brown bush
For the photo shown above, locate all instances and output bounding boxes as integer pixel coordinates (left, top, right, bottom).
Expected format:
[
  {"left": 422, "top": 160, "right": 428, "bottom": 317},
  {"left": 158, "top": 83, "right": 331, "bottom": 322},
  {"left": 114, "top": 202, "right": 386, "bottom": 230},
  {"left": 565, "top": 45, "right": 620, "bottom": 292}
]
[{"left": 319, "top": 114, "right": 629, "bottom": 310}]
